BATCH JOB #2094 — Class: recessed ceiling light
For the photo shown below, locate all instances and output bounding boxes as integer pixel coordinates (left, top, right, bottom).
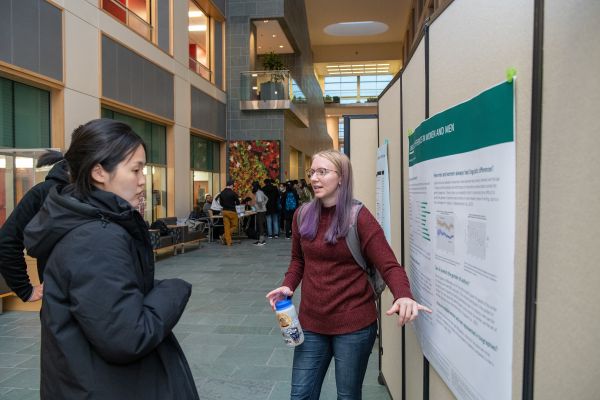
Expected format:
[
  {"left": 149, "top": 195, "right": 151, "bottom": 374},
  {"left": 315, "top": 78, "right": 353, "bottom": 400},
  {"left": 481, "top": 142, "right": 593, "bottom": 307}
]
[
  {"left": 263, "top": 20, "right": 269, "bottom": 23},
  {"left": 272, "top": 34, "right": 277, "bottom": 38},
  {"left": 188, "top": 25, "right": 207, "bottom": 32},
  {"left": 324, "top": 21, "right": 388, "bottom": 37},
  {"left": 258, "top": 46, "right": 262, "bottom": 49},
  {"left": 279, "top": 45, "right": 284, "bottom": 48},
  {"left": 251, "top": 73, "right": 258, "bottom": 77},
  {"left": 252, "top": 86, "right": 258, "bottom": 90}
]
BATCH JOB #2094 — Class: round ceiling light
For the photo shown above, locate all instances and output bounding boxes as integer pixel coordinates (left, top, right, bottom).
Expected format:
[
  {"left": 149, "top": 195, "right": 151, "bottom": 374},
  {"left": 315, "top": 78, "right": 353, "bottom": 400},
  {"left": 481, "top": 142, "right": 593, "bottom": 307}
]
[{"left": 324, "top": 21, "right": 388, "bottom": 36}]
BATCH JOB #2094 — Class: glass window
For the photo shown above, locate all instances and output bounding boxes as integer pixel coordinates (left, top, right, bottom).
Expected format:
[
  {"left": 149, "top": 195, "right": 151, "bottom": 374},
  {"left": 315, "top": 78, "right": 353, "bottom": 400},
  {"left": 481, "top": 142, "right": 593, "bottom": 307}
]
[
  {"left": 0, "top": 78, "right": 14, "bottom": 147},
  {"left": 190, "top": 135, "right": 221, "bottom": 210},
  {"left": 102, "top": 108, "right": 167, "bottom": 222},
  {"left": 0, "top": 77, "right": 52, "bottom": 226},
  {"left": 338, "top": 117, "right": 344, "bottom": 154},
  {"left": 0, "top": 153, "right": 53, "bottom": 227},
  {"left": 324, "top": 74, "right": 394, "bottom": 103},
  {"left": 101, "top": 108, "right": 166, "bottom": 165},
  {"left": 143, "top": 165, "right": 167, "bottom": 222},
  {"left": 0, "top": 78, "right": 50, "bottom": 148},
  {"left": 188, "top": 1, "right": 211, "bottom": 81},
  {"left": 101, "top": 0, "right": 152, "bottom": 40}
]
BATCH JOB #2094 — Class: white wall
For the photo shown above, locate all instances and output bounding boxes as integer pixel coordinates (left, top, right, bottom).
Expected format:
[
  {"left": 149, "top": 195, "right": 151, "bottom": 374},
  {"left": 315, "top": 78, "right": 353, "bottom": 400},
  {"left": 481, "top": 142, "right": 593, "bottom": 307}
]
[
  {"left": 535, "top": 1, "right": 600, "bottom": 398},
  {"left": 349, "top": 118, "right": 378, "bottom": 213},
  {"left": 378, "top": 79, "right": 404, "bottom": 399}
]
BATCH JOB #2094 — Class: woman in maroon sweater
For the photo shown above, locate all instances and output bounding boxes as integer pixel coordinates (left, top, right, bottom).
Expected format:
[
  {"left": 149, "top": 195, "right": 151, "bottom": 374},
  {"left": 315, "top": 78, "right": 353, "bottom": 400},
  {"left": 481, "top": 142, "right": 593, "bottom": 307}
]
[{"left": 267, "top": 149, "right": 431, "bottom": 399}]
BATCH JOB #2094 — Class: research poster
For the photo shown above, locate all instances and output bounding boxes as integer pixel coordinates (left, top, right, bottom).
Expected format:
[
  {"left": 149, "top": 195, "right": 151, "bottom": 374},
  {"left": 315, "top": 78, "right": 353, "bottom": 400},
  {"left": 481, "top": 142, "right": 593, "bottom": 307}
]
[
  {"left": 408, "top": 81, "right": 515, "bottom": 400},
  {"left": 376, "top": 143, "right": 391, "bottom": 241}
]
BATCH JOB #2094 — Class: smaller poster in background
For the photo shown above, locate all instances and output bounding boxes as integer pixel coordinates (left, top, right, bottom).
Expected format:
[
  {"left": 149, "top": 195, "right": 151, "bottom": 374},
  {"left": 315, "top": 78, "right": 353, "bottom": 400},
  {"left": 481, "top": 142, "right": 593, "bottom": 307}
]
[{"left": 376, "top": 143, "right": 391, "bottom": 241}]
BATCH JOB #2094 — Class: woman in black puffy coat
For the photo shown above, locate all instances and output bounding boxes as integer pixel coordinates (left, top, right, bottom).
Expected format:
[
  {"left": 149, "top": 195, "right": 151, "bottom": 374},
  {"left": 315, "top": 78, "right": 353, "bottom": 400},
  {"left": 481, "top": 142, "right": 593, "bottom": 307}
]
[{"left": 24, "top": 119, "right": 199, "bottom": 399}]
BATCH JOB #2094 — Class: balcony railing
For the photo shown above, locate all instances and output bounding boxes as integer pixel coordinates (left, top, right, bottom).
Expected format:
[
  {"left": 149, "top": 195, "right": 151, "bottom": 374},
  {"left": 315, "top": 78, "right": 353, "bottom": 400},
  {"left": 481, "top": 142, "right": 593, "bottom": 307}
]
[
  {"left": 240, "top": 70, "right": 290, "bottom": 101},
  {"left": 189, "top": 57, "right": 212, "bottom": 82},
  {"left": 240, "top": 70, "right": 309, "bottom": 127},
  {"left": 102, "top": 0, "right": 153, "bottom": 41}
]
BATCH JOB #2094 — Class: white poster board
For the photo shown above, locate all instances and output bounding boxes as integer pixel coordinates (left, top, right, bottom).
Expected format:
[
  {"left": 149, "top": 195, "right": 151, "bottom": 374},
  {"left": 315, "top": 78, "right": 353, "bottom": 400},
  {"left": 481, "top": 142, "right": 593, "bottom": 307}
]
[
  {"left": 376, "top": 142, "right": 391, "bottom": 241},
  {"left": 408, "top": 82, "right": 515, "bottom": 400}
]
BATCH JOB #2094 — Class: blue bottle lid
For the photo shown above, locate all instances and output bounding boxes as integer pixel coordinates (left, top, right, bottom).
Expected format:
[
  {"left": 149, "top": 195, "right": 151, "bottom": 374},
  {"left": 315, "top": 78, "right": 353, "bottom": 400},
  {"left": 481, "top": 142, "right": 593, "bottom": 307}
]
[{"left": 275, "top": 297, "right": 293, "bottom": 311}]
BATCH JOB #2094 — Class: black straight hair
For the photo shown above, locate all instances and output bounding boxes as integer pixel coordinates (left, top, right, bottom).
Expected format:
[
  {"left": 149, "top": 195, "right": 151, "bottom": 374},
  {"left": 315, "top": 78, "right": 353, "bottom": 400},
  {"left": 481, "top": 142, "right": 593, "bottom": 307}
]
[
  {"left": 36, "top": 150, "right": 64, "bottom": 168},
  {"left": 64, "top": 118, "right": 146, "bottom": 198}
]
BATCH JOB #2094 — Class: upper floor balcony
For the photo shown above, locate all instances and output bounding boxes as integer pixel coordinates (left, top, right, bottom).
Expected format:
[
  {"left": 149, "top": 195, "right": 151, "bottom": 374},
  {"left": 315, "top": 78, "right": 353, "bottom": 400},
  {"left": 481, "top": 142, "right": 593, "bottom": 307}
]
[
  {"left": 102, "top": 0, "right": 153, "bottom": 41},
  {"left": 240, "top": 70, "right": 309, "bottom": 127}
]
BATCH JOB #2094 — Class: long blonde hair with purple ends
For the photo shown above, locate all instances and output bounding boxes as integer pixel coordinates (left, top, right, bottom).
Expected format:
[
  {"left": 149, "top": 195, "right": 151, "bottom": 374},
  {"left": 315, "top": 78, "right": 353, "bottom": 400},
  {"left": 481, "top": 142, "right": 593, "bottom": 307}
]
[{"left": 298, "top": 150, "right": 354, "bottom": 244}]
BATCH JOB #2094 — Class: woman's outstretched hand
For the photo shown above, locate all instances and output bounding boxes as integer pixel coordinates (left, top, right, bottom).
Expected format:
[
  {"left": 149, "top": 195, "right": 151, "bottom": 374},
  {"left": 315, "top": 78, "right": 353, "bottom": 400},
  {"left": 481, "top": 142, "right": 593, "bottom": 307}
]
[
  {"left": 266, "top": 286, "right": 293, "bottom": 310},
  {"left": 385, "top": 297, "right": 432, "bottom": 326}
]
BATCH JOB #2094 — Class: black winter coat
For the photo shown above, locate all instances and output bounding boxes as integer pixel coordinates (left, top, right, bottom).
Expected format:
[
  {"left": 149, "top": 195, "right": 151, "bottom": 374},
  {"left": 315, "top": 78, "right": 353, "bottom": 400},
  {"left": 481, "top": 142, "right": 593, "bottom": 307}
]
[
  {"left": 0, "top": 160, "right": 69, "bottom": 301},
  {"left": 24, "top": 185, "right": 199, "bottom": 400},
  {"left": 262, "top": 184, "right": 280, "bottom": 214}
]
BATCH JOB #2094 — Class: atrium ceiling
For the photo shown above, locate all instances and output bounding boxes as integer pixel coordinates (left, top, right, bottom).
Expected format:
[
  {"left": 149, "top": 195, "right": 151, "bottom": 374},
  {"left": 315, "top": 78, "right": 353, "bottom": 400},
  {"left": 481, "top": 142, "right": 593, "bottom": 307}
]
[{"left": 305, "top": 0, "right": 412, "bottom": 77}]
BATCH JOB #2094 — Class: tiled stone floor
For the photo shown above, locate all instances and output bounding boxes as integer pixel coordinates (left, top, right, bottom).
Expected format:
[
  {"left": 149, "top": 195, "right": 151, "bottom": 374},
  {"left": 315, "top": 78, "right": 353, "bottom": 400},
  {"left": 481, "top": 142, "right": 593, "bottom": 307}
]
[{"left": 0, "top": 238, "right": 391, "bottom": 399}]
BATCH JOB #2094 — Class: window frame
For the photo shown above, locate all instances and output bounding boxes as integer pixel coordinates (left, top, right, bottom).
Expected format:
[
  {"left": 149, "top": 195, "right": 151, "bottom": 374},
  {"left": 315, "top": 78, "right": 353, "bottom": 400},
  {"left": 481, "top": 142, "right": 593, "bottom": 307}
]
[{"left": 188, "top": 0, "right": 213, "bottom": 82}]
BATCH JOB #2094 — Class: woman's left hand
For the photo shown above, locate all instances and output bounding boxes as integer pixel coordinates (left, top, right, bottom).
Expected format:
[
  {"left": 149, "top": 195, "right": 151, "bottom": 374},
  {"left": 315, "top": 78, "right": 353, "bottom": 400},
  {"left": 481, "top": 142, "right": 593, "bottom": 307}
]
[{"left": 385, "top": 297, "right": 432, "bottom": 326}]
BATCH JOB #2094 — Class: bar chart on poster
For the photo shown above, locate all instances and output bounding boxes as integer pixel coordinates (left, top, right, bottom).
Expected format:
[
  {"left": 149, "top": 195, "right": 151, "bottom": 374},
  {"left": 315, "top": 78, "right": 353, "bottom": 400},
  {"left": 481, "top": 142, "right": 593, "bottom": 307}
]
[{"left": 407, "top": 81, "right": 516, "bottom": 400}]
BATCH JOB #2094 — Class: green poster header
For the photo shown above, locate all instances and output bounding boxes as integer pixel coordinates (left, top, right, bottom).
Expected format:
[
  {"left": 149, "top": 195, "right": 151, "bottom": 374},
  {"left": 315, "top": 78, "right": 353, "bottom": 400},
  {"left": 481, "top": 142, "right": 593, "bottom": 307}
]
[{"left": 409, "top": 81, "right": 514, "bottom": 166}]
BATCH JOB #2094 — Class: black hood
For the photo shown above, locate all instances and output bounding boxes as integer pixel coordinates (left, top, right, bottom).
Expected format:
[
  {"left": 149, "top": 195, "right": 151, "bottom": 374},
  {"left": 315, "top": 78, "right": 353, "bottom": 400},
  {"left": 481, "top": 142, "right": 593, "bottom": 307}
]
[
  {"left": 24, "top": 184, "right": 147, "bottom": 261},
  {"left": 45, "top": 159, "right": 70, "bottom": 185}
]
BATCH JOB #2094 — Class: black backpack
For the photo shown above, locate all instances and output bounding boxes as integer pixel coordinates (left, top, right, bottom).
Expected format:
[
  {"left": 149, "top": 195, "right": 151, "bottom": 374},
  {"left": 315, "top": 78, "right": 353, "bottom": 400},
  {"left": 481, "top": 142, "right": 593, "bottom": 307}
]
[{"left": 150, "top": 220, "right": 171, "bottom": 237}]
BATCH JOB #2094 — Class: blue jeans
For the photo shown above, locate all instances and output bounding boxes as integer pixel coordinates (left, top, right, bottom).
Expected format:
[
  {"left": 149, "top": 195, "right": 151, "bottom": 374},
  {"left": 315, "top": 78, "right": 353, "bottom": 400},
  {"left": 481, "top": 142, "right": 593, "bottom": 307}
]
[
  {"left": 266, "top": 213, "right": 279, "bottom": 237},
  {"left": 290, "top": 322, "right": 377, "bottom": 400}
]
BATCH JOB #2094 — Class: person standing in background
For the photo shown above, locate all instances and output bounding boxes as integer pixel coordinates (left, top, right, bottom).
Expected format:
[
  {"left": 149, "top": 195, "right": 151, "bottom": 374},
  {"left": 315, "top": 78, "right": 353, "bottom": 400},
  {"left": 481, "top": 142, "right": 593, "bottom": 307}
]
[
  {"left": 219, "top": 179, "right": 240, "bottom": 246},
  {"left": 202, "top": 194, "right": 213, "bottom": 215},
  {"left": 0, "top": 150, "right": 69, "bottom": 302},
  {"left": 281, "top": 181, "right": 300, "bottom": 239},
  {"left": 262, "top": 179, "right": 280, "bottom": 239},
  {"left": 298, "top": 178, "right": 313, "bottom": 204},
  {"left": 252, "top": 181, "right": 267, "bottom": 246}
]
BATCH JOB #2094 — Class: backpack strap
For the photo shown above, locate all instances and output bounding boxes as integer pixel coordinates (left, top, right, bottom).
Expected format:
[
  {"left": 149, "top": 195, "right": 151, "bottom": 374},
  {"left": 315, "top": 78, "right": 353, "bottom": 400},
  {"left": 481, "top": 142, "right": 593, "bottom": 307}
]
[
  {"left": 345, "top": 201, "right": 367, "bottom": 273},
  {"left": 345, "top": 200, "right": 386, "bottom": 300}
]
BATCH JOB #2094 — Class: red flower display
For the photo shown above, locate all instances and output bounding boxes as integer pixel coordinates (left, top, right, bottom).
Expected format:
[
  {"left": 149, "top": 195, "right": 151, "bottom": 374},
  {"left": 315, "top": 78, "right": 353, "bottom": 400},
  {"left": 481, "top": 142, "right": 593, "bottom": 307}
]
[{"left": 228, "top": 140, "right": 280, "bottom": 195}]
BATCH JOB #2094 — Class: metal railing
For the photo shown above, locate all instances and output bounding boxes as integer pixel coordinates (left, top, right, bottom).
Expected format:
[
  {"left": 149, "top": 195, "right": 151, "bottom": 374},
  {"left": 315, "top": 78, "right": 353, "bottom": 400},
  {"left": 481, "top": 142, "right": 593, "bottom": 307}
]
[
  {"left": 189, "top": 57, "right": 212, "bottom": 82},
  {"left": 240, "top": 70, "right": 291, "bottom": 101},
  {"left": 102, "top": 0, "right": 153, "bottom": 41},
  {"left": 239, "top": 70, "right": 309, "bottom": 126}
]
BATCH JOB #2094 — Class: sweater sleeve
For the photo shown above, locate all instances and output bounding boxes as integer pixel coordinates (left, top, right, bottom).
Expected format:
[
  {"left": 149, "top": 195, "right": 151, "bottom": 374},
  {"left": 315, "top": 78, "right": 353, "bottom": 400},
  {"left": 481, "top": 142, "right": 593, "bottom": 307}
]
[
  {"left": 0, "top": 185, "right": 46, "bottom": 301},
  {"left": 282, "top": 209, "right": 304, "bottom": 291},
  {"left": 356, "top": 207, "right": 414, "bottom": 302}
]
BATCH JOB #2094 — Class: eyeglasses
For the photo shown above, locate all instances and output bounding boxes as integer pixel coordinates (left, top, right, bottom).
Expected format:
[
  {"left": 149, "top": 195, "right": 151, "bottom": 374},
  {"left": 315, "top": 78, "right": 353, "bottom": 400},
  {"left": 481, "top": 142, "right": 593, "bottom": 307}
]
[{"left": 306, "top": 168, "right": 339, "bottom": 179}]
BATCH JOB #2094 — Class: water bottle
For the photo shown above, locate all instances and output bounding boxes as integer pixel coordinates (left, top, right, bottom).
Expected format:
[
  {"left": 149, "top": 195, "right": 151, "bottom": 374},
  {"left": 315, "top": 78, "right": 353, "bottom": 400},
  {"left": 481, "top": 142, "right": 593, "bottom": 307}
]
[{"left": 275, "top": 298, "right": 304, "bottom": 347}]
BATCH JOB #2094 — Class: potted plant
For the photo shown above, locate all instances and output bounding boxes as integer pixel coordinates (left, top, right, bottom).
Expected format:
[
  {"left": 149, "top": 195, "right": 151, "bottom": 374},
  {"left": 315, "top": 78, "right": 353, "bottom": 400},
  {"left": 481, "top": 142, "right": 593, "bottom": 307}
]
[
  {"left": 260, "top": 52, "right": 286, "bottom": 100},
  {"left": 323, "top": 95, "right": 333, "bottom": 104}
]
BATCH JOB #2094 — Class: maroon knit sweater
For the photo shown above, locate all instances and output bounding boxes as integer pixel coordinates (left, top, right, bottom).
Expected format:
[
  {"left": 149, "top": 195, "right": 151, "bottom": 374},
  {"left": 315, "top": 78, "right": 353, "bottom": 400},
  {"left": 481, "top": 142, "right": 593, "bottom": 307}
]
[{"left": 282, "top": 205, "right": 414, "bottom": 335}]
